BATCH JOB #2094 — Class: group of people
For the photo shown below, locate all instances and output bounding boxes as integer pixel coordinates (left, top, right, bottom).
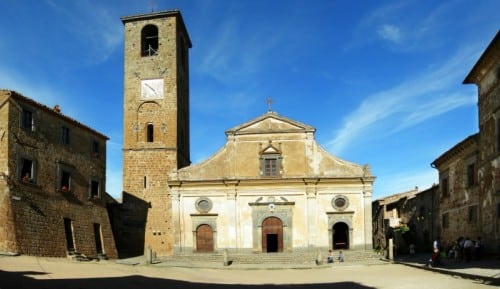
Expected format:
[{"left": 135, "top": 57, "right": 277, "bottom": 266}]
[
  {"left": 327, "top": 249, "right": 344, "bottom": 263},
  {"left": 429, "top": 236, "right": 482, "bottom": 267},
  {"left": 446, "top": 236, "right": 482, "bottom": 262}
]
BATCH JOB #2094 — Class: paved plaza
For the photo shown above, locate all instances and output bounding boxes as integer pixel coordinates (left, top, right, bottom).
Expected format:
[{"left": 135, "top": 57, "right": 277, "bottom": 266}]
[{"left": 0, "top": 254, "right": 498, "bottom": 289}]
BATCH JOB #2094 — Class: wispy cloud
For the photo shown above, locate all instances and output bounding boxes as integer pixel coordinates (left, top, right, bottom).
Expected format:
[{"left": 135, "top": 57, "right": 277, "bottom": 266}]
[
  {"left": 377, "top": 24, "right": 403, "bottom": 44},
  {"left": 350, "top": 0, "right": 465, "bottom": 52},
  {"left": 326, "top": 45, "right": 478, "bottom": 155},
  {"left": 195, "top": 13, "right": 287, "bottom": 85},
  {"left": 392, "top": 92, "right": 475, "bottom": 133},
  {"left": 46, "top": 0, "right": 122, "bottom": 64}
]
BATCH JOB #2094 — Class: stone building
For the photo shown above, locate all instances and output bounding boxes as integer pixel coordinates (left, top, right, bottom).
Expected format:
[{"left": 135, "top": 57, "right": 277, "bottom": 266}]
[
  {"left": 431, "top": 31, "right": 500, "bottom": 255},
  {"left": 0, "top": 90, "right": 117, "bottom": 258},
  {"left": 117, "top": 10, "right": 375, "bottom": 257},
  {"left": 372, "top": 186, "right": 439, "bottom": 256}
]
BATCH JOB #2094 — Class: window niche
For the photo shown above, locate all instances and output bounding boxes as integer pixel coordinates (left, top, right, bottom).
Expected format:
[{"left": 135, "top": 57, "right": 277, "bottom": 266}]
[
  {"left": 468, "top": 205, "right": 478, "bottom": 223},
  {"left": 89, "top": 179, "right": 100, "bottom": 199},
  {"left": 141, "top": 24, "right": 159, "bottom": 57},
  {"left": 57, "top": 163, "right": 73, "bottom": 193},
  {"left": 91, "top": 140, "right": 100, "bottom": 157},
  {"left": 440, "top": 172, "right": 449, "bottom": 198},
  {"left": 259, "top": 142, "right": 283, "bottom": 178},
  {"left": 61, "top": 126, "right": 70, "bottom": 145},
  {"left": 146, "top": 123, "right": 154, "bottom": 142},
  {"left": 21, "top": 107, "right": 35, "bottom": 132},
  {"left": 331, "top": 195, "right": 349, "bottom": 211},
  {"left": 19, "top": 156, "right": 36, "bottom": 184}
]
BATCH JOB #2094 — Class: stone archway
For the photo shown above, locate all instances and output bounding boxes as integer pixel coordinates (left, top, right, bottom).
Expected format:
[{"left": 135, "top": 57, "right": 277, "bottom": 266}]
[
  {"left": 196, "top": 224, "right": 214, "bottom": 252},
  {"left": 333, "top": 222, "right": 349, "bottom": 249},
  {"left": 327, "top": 212, "right": 354, "bottom": 250},
  {"left": 262, "top": 217, "right": 283, "bottom": 253}
]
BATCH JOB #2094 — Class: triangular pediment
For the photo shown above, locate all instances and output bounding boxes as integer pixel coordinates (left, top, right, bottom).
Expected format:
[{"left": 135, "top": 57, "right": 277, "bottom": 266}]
[
  {"left": 226, "top": 111, "right": 315, "bottom": 136},
  {"left": 260, "top": 143, "right": 281, "bottom": 154}
]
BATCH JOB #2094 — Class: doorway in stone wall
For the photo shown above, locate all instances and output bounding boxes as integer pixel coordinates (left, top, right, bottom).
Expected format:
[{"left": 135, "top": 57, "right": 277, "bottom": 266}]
[
  {"left": 93, "top": 223, "right": 104, "bottom": 255},
  {"left": 196, "top": 224, "right": 214, "bottom": 252},
  {"left": 262, "top": 217, "right": 283, "bottom": 253},
  {"left": 333, "top": 222, "right": 349, "bottom": 249},
  {"left": 63, "top": 218, "right": 75, "bottom": 253}
]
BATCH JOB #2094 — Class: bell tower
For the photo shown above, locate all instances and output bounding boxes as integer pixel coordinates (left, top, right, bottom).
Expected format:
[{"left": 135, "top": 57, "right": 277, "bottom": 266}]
[{"left": 121, "top": 10, "right": 191, "bottom": 256}]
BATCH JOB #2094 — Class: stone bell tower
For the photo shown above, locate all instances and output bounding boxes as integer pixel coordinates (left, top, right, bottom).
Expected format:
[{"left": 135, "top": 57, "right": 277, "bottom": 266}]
[{"left": 120, "top": 10, "right": 191, "bottom": 256}]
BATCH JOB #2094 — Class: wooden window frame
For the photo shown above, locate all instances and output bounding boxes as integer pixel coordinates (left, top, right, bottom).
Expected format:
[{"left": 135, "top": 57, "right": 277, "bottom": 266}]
[
  {"left": 21, "top": 107, "right": 35, "bottom": 132},
  {"left": 61, "top": 126, "right": 70, "bottom": 145},
  {"left": 260, "top": 153, "right": 282, "bottom": 177}
]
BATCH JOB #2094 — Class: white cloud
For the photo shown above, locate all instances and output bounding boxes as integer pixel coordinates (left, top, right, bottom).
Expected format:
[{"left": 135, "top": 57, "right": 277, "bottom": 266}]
[
  {"left": 326, "top": 45, "right": 479, "bottom": 155},
  {"left": 47, "top": 0, "right": 122, "bottom": 64},
  {"left": 377, "top": 24, "right": 403, "bottom": 44},
  {"left": 195, "top": 14, "right": 287, "bottom": 85},
  {"left": 393, "top": 92, "right": 475, "bottom": 132}
]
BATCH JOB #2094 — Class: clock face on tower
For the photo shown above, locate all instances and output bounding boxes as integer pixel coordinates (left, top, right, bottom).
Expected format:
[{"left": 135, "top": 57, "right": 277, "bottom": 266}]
[{"left": 141, "top": 78, "right": 164, "bottom": 100}]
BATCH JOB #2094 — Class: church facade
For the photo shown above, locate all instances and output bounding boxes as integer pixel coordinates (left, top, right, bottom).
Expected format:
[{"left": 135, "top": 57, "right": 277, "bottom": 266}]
[
  {"left": 119, "top": 10, "right": 374, "bottom": 256},
  {"left": 168, "top": 112, "right": 375, "bottom": 253}
]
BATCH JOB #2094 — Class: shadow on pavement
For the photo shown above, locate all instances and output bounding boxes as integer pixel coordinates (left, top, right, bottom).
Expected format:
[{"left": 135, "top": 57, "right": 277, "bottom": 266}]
[{"left": 0, "top": 269, "right": 377, "bottom": 289}]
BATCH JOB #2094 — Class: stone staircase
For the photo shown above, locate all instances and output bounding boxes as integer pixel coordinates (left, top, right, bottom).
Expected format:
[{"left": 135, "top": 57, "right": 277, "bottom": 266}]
[{"left": 157, "top": 250, "right": 383, "bottom": 268}]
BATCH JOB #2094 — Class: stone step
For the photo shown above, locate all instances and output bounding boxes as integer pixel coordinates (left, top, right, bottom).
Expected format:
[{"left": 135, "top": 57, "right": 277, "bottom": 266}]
[{"left": 163, "top": 250, "right": 380, "bottom": 265}]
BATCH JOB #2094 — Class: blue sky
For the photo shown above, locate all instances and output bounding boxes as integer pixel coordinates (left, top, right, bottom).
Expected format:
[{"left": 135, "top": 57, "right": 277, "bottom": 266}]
[{"left": 0, "top": 0, "right": 498, "bottom": 200}]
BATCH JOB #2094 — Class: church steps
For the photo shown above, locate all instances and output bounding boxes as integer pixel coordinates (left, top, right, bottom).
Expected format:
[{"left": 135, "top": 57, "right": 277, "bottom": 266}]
[{"left": 160, "top": 250, "right": 381, "bottom": 267}]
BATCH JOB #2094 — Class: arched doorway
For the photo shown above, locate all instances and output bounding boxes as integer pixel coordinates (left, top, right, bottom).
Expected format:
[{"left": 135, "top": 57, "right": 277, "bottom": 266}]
[
  {"left": 333, "top": 222, "right": 349, "bottom": 249},
  {"left": 262, "top": 217, "right": 283, "bottom": 253},
  {"left": 196, "top": 224, "right": 214, "bottom": 252}
]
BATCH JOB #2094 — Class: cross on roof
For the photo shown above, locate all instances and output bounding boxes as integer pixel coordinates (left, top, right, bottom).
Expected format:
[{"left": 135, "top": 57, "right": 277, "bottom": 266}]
[{"left": 266, "top": 97, "right": 273, "bottom": 112}]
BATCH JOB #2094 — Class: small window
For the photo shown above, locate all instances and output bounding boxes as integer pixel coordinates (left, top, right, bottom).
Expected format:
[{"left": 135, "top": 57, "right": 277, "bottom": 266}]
[
  {"left": 331, "top": 195, "right": 349, "bottom": 211},
  {"left": 264, "top": 157, "right": 278, "bottom": 176},
  {"left": 260, "top": 153, "right": 282, "bottom": 177},
  {"left": 143, "top": 176, "right": 147, "bottom": 189},
  {"left": 91, "top": 141, "right": 100, "bottom": 157},
  {"left": 467, "top": 162, "right": 476, "bottom": 187},
  {"left": 21, "top": 108, "right": 34, "bottom": 131},
  {"left": 61, "top": 126, "right": 70, "bottom": 145},
  {"left": 141, "top": 25, "right": 159, "bottom": 57},
  {"left": 60, "top": 169, "right": 71, "bottom": 192},
  {"left": 441, "top": 176, "right": 449, "bottom": 198},
  {"left": 442, "top": 213, "right": 449, "bottom": 229},
  {"left": 468, "top": 205, "right": 478, "bottom": 223},
  {"left": 147, "top": 124, "right": 154, "bottom": 142},
  {"left": 259, "top": 144, "right": 282, "bottom": 177},
  {"left": 90, "top": 180, "right": 100, "bottom": 198},
  {"left": 20, "top": 157, "right": 35, "bottom": 183},
  {"left": 497, "top": 202, "right": 500, "bottom": 219}
]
